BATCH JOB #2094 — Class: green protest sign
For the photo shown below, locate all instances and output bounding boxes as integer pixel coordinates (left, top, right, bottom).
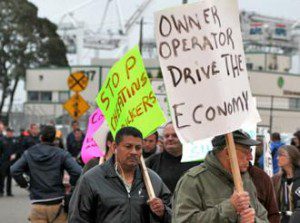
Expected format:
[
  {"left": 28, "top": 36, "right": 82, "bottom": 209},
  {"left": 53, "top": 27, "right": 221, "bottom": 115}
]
[{"left": 95, "top": 46, "right": 166, "bottom": 138}]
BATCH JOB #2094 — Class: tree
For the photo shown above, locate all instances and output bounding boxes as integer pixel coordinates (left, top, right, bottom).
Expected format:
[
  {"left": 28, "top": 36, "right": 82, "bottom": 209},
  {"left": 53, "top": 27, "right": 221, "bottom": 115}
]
[{"left": 0, "top": 0, "right": 68, "bottom": 121}]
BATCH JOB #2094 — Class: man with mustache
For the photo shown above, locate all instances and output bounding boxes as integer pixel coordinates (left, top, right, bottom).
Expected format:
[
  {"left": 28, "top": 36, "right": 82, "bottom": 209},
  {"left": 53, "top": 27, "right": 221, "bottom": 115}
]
[
  {"left": 172, "top": 130, "right": 269, "bottom": 223},
  {"left": 69, "top": 126, "right": 172, "bottom": 223}
]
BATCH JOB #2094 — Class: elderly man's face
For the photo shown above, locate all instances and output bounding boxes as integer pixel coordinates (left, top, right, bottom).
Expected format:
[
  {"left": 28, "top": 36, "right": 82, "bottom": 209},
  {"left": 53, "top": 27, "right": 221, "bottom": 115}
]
[
  {"left": 235, "top": 144, "right": 253, "bottom": 173},
  {"left": 163, "top": 124, "right": 182, "bottom": 154}
]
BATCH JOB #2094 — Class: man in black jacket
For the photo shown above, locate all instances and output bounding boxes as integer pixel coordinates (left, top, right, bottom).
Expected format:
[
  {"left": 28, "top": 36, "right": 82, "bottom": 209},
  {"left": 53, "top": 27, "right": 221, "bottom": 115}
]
[
  {"left": 146, "top": 122, "right": 200, "bottom": 193},
  {"left": 11, "top": 125, "right": 82, "bottom": 223},
  {"left": 143, "top": 131, "right": 159, "bottom": 158},
  {"left": 69, "top": 126, "right": 172, "bottom": 223},
  {"left": 0, "top": 128, "right": 20, "bottom": 196}
]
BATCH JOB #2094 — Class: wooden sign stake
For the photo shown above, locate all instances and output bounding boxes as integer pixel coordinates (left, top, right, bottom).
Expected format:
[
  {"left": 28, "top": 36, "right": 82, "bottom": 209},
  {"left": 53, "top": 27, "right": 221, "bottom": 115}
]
[
  {"left": 98, "top": 156, "right": 105, "bottom": 165},
  {"left": 226, "top": 133, "right": 244, "bottom": 193},
  {"left": 140, "top": 155, "right": 156, "bottom": 200}
]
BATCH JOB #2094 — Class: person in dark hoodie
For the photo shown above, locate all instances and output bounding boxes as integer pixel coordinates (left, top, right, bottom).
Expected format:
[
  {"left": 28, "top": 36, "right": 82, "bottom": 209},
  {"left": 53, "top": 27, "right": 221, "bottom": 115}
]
[
  {"left": 272, "top": 145, "right": 300, "bottom": 223},
  {"left": 11, "top": 125, "right": 82, "bottom": 223}
]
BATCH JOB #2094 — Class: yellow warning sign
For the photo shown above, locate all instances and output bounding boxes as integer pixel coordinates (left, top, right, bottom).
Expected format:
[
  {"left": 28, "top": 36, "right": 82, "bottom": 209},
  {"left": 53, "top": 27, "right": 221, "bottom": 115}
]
[
  {"left": 67, "top": 71, "right": 89, "bottom": 92},
  {"left": 63, "top": 93, "right": 90, "bottom": 120}
]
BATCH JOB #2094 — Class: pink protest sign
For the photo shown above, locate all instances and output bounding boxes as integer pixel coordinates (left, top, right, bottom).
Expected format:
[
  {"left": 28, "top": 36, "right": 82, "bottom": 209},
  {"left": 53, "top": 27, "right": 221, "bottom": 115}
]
[{"left": 81, "top": 109, "right": 105, "bottom": 164}]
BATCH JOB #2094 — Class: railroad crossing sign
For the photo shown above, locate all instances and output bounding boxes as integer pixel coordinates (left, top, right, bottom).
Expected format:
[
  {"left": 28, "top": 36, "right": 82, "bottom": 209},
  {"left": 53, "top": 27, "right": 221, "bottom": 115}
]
[
  {"left": 67, "top": 71, "right": 89, "bottom": 92},
  {"left": 63, "top": 93, "right": 90, "bottom": 120}
]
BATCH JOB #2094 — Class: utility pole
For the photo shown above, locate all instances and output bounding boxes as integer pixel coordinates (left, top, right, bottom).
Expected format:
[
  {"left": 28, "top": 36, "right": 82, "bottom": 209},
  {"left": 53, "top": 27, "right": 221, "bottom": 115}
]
[
  {"left": 139, "top": 17, "right": 144, "bottom": 55},
  {"left": 269, "top": 95, "right": 274, "bottom": 133}
]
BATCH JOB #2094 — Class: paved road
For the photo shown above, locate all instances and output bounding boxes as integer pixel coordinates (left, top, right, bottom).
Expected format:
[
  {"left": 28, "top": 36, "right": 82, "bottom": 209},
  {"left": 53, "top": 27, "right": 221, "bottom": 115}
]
[{"left": 0, "top": 182, "right": 30, "bottom": 223}]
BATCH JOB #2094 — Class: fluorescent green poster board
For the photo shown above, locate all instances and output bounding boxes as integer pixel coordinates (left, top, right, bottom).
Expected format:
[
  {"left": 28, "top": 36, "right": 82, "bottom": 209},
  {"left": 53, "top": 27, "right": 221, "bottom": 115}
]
[{"left": 96, "top": 46, "right": 166, "bottom": 138}]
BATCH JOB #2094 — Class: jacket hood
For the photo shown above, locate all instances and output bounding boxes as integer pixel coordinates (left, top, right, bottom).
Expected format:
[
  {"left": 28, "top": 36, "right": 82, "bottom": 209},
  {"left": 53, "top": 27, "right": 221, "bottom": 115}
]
[
  {"left": 27, "top": 143, "right": 57, "bottom": 162},
  {"left": 204, "top": 151, "right": 234, "bottom": 183},
  {"left": 294, "top": 167, "right": 300, "bottom": 180}
]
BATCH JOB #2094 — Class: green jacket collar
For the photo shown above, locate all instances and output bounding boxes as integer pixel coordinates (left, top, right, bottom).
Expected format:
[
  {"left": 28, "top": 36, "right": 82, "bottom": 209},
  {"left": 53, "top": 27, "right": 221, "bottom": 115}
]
[{"left": 205, "top": 151, "right": 234, "bottom": 184}]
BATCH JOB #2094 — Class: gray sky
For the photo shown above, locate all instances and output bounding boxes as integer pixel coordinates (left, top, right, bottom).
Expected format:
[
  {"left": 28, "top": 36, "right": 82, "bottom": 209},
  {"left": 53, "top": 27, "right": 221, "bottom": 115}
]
[
  {"left": 27, "top": 0, "right": 300, "bottom": 62},
  {"left": 29, "top": 0, "right": 299, "bottom": 25}
]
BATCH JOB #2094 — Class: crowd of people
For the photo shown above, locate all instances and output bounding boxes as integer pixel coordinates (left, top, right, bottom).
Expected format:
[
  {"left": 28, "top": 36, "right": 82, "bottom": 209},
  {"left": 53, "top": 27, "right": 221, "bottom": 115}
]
[{"left": 0, "top": 119, "right": 299, "bottom": 222}]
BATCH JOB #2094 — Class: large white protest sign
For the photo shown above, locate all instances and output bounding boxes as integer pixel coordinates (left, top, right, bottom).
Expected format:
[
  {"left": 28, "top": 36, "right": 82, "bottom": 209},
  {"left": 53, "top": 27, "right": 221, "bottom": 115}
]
[{"left": 155, "top": 0, "right": 260, "bottom": 142}]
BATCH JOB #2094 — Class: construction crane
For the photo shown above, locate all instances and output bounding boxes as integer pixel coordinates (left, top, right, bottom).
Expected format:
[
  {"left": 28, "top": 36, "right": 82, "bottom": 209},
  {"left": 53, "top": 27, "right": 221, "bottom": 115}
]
[{"left": 58, "top": 0, "right": 153, "bottom": 61}]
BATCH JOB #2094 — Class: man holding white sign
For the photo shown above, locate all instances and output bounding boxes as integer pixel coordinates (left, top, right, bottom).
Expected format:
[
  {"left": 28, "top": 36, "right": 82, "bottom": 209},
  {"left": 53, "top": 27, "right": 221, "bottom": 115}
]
[
  {"left": 172, "top": 130, "right": 268, "bottom": 223},
  {"left": 155, "top": 1, "right": 265, "bottom": 222}
]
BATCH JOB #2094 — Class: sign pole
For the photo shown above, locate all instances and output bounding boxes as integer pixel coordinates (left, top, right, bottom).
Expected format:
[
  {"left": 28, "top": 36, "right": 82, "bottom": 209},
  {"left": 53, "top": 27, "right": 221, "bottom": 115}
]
[
  {"left": 98, "top": 156, "right": 105, "bottom": 165},
  {"left": 140, "top": 155, "right": 156, "bottom": 200},
  {"left": 74, "top": 92, "right": 79, "bottom": 120},
  {"left": 225, "top": 133, "right": 244, "bottom": 193}
]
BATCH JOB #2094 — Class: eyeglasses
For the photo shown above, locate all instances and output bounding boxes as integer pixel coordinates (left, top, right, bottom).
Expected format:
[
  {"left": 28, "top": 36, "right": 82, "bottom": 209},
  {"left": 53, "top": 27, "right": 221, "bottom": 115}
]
[
  {"left": 278, "top": 153, "right": 288, "bottom": 157},
  {"left": 236, "top": 147, "right": 252, "bottom": 153},
  {"left": 236, "top": 147, "right": 253, "bottom": 157}
]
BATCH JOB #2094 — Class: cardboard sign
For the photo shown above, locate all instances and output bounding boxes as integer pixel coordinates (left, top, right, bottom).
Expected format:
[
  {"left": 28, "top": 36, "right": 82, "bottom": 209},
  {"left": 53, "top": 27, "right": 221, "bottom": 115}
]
[
  {"left": 155, "top": 0, "right": 260, "bottom": 142},
  {"left": 93, "top": 120, "right": 110, "bottom": 153},
  {"left": 95, "top": 46, "right": 166, "bottom": 138},
  {"left": 81, "top": 109, "right": 105, "bottom": 164}
]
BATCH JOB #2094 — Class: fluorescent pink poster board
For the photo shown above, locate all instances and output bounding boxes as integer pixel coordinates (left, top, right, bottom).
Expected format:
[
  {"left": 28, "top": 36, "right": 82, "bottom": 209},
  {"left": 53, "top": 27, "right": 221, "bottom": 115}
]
[{"left": 81, "top": 109, "right": 105, "bottom": 164}]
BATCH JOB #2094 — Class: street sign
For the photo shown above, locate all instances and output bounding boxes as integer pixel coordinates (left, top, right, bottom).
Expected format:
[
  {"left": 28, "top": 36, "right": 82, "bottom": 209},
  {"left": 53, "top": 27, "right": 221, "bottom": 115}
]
[
  {"left": 63, "top": 93, "right": 90, "bottom": 120},
  {"left": 67, "top": 71, "right": 89, "bottom": 92}
]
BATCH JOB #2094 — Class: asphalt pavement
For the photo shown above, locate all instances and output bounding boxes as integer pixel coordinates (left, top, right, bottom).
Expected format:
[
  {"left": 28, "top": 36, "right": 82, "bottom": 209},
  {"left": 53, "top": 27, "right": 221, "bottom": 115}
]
[{"left": 0, "top": 182, "right": 30, "bottom": 223}]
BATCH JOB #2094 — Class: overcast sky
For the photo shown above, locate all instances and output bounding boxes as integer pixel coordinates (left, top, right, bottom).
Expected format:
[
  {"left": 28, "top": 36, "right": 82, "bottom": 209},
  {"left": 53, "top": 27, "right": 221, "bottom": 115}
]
[
  {"left": 29, "top": 0, "right": 299, "bottom": 25},
  {"left": 26, "top": 0, "right": 300, "bottom": 62}
]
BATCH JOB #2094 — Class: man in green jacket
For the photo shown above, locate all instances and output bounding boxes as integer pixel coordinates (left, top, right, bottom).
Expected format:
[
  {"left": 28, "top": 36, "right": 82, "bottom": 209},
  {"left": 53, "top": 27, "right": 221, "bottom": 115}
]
[{"left": 172, "top": 130, "right": 269, "bottom": 223}]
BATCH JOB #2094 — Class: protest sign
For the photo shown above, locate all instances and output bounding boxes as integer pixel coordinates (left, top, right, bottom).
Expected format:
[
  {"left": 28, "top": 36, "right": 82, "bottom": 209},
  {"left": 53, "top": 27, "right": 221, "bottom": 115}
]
[
  {"left": 155, "top": 0, "right": 260, "bottom": 143},
  {"left": 95, "top": 46, "right": 166, "bottom": 138},
  {"left": 181, "top": 137, "right": 212, "bottom": 162},
  {"left": 81, "top": 109, "right": 105, "bottom": 164},
  {"left": 93, "top": 120, "right": 110, "bottom": 152},
  {"left": 263, "top": 131, "right": 273, "bottom": 177}
]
